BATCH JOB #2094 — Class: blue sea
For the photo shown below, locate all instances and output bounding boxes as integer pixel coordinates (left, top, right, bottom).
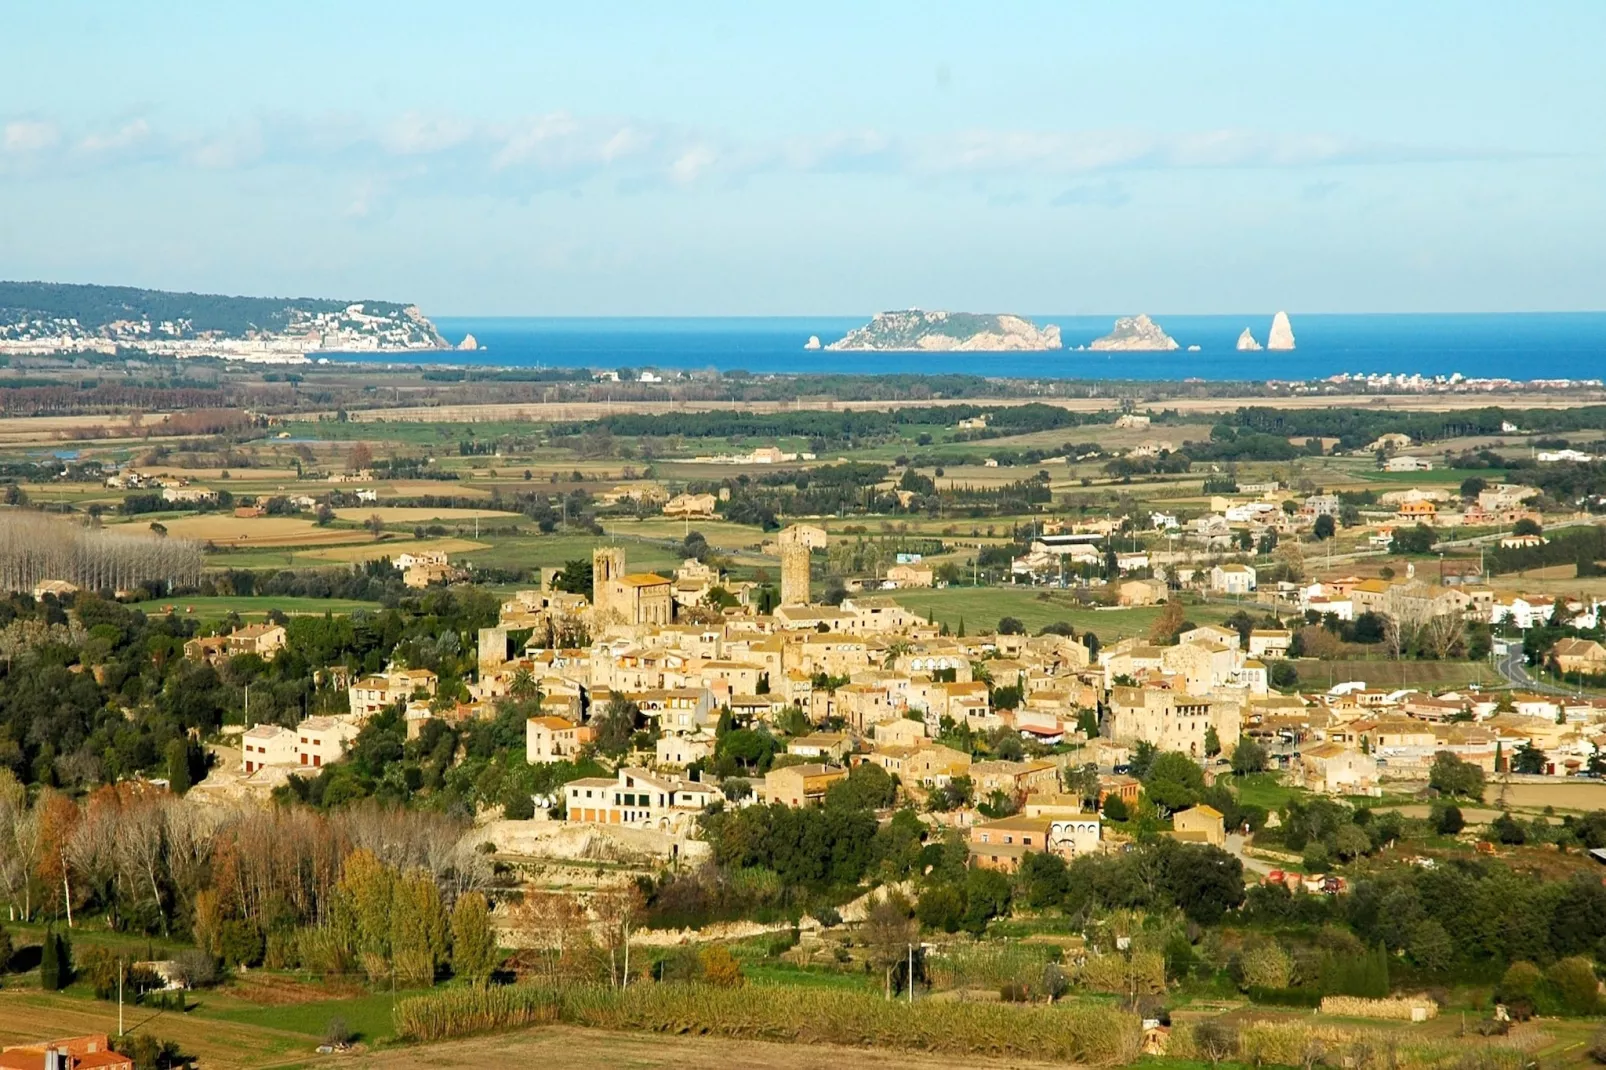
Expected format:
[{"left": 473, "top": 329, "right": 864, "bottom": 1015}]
[{"left": 338, "top": 313, "right": 1606, "bottom": 383}]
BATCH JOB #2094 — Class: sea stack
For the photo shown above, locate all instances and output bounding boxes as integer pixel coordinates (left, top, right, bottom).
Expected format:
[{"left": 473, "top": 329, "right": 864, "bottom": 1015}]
[
  {"left": 1236, "top": 328, "right": 1263, "bottom": 351},
  {"left": 457, "top": 333, "right": 478, "bottom": 351},
  {"left": 1267, "top": 311, "right": 1296, "bottom": 351},
  {"left": 803, "top": 335, "right": 822, "bottom": 350}
]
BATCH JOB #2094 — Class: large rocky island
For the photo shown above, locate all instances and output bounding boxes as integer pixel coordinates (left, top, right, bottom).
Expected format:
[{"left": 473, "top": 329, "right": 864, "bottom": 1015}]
[
  {"left": 826, "top": 310, "right": 1062, "bottom": 351},
  {"left": 1087, "top": 314, "right": 1179, "bottom": 351},
  {"left": 0, "top": 280, "right": 448, "bottom": 363}
]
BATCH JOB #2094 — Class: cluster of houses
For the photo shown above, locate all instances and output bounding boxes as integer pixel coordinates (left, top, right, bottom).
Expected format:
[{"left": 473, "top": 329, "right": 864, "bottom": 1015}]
[{"left": 185, "top": 501, "right": 1606, "bottom": 866}]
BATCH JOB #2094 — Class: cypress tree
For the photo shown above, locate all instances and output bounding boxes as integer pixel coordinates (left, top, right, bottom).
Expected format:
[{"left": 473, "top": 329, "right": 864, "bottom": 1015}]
[
  {"left": 39, "top": 928, "right": 71, "bottom": 990},
  {"left": 39, "top": 928, "right": 58, "bottom": 989}
]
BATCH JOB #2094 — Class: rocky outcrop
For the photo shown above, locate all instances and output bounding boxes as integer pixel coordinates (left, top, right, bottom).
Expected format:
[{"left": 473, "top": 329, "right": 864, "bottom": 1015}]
[
  {"left": 1236, "top": 328, "right": 1263, "bottom": 351},
  {"left": 1088, "top": 314, "right": 1178, "bottom": 351},
  {"left": 457, "top": 333, "right": 479, "bottom": 351},
  {"left": 1268, "top": 310, "right": 1296, "bottom": 350},
  {"left": 826, "top": 309, "right": 1062, "bottom": 351},
  {"left": 803, "top": 335, "right": 821, "bottom": 350}
]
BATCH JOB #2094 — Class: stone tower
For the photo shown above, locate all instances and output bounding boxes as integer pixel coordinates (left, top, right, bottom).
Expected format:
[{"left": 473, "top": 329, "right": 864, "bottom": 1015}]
[
  {"left": 780, "top": 543, "right": 810, "bottom": 606},
  {"left": 593, "top": 546, "right": 625, "bottom": 620}
]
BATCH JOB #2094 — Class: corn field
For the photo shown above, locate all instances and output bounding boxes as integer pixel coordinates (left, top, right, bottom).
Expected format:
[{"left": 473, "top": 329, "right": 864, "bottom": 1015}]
[
  {"left": 1170, "top": 1019, "right": 1531, "bottom": 1070},
  {"left": 396, "top": 982, "right": 1142, "bottom": 1063},
  {"left": 0, "top": 511, "right": 203, "bottom": 594},
  {"left": 1319, "top": 995, "right": 1438, "bottom": 1021}
]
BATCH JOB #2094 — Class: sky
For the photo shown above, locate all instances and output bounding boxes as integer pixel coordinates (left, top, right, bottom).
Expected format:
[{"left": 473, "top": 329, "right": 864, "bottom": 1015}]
[{"left": 1, "top": 2, "right": 1602, "bottom": 316}]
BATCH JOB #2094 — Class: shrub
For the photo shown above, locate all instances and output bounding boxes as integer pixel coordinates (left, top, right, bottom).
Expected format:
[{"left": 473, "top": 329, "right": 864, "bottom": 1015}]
[
  {"left": 1588, "top": 1025, "right": 1606, "bottom": 1064},
  {"left": 698, "top": 945, "right": 744, "bottom": 987},
  {"left": 1240, "top": 939, "right": 1294, "bottom": 990},
  {"left": 324, "top": 1017, "right": 354, "bottom": 1048},
  {"left": 1191, "top": 1019, "right": 1239, "bottom": 1066},
  {"left": 1546, "top": 956, "right": 1601, "bottom": 1015},
  {"left": 78, "top": 944, "right": 121, "bottom": 999},
  {"left": 1498, "top": 961, "right": 1543, "bottom": 1004}
]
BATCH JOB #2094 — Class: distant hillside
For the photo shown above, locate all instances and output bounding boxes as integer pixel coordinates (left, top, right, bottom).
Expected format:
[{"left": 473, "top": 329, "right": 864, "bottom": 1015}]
[{"left": 0, "top": 281, "right": 446, "bottom": 362}]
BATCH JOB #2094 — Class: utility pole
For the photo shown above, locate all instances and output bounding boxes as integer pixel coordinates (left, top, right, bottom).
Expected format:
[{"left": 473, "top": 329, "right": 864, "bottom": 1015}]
[
  {"left": 118, "top": 959, "right": 124, "bottom": 1037},
  {"left": 908, "top": 943, "right": 914, "bottom": 1004}
]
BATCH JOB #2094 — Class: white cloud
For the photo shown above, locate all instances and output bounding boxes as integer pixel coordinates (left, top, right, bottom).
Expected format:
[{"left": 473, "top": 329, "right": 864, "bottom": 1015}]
[
  {"left": 669, "top": 145, "right": 717, "bottom": 184},
  {"left": 77, "top": 118, "right": 152, "bottom": 156},
  {"left": 383, "top": 113, "right": 476, "bottom": 156},
  {"left": 3, "top": 120, "right": 60, "bottom": 154}
]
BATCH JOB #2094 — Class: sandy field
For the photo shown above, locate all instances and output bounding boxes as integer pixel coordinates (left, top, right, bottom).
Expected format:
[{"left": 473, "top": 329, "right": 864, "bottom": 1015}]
[
  {"left": 0, "top": 413, "right": 164, "bottom": 445},
  {"left": 144, "top": 515, "right": 372, "bottom": 547},
  {"left": 131, "top": 467, "right": 302, "bottom": 483},
  {"left": 1481, "top": 780, "right": 1606, "bottom": 811},
  {"left": 334, "top": 506, "right": 523, "bottom": 523},
  {"left": 299, "top": 537, "right": 490, "bottom": 562},
  {"left": 1376, "top": 804, "right": 1503, "bottom": 823}
]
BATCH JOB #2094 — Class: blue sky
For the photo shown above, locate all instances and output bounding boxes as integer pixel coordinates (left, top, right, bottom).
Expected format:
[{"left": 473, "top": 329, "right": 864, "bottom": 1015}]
[{"left": 1, "top": 2, "right": 1601, "bottom": 315}]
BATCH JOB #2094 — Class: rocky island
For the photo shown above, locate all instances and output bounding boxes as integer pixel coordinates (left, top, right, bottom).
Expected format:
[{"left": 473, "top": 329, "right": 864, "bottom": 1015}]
[
  {"left": 1236, "top": 328, "right": 1263, "bottom": 351},
  {"left": 1087, "top": 314, "right": 1178, "bottom": 351},
  {"left": 0, "top": 280, "right": 448, "bottom": 364},
  {"left": 1268, "top": 310, "right": 1296, "bottom": 351},
  {"left": 826, "top": 310, "right": 1062, "bottom": 352}
]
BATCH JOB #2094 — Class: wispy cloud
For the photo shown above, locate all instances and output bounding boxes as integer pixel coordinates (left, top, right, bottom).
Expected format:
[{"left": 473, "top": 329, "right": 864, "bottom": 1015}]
[
  {"left": 1051, "top": 179, "right": 1131, "bottom": 208},
  {"left": 0, "top": 110, "right": 1533, "bottom": 194}
]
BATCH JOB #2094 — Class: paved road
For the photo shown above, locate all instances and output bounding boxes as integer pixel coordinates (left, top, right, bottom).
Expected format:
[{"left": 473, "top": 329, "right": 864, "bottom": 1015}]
[
  {"left": 1495, "top": 646, "right": 1577, "bottom": 696},
  {"left": 1226, "top": 832, "right": 1277, "bottom": 877}
]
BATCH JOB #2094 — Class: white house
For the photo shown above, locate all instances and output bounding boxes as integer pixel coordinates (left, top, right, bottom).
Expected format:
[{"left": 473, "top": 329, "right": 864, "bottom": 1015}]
[
  {"left": 294, "top": 715, "right": 361, "bottom": 770},
  {"left": 241, "top": 724, "right": 296, "bottom": 773},
  {"left": 1209, "top": 563, "right": 1257, "bottom": 595}
]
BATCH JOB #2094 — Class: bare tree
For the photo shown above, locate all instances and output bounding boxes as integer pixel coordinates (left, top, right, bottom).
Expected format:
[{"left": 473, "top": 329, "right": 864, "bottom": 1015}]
[
  {"left": 1421, "top": 613, "right": 1466, "bottom": 660},
  {"left": 862, "top": 891, "right": 918, "bottom": 1000},
  {"left": 591, "top": 885, "right": 645, "bottom": 988},
  {"left": 513, "top": 891, "right": 591, "bottom": 985}
]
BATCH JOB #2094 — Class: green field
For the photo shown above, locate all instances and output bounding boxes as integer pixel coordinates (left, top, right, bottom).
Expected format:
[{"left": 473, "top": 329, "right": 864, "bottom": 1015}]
[
  {"left": 127, "top": 596, "right": 383, "bottom": 619},
  {"left": 460, "top": 533, "right": 683, "bottom": 574},
  {"left": 885, "top": 587, "right": 1233, "bottom": 639}
]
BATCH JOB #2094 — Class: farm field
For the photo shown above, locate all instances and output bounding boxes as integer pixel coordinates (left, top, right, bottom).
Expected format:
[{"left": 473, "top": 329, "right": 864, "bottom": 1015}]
[
  {"left": 601, "top": 517, "right": 767, "bottom": 551},
  {"left": 126, "top": 595, "right": 382, "bottom": 618},
  {"left": 348, "top": 1023, "right": 1064, "bottom": 1070},
  {"left": 460, "top": 534, "right": 681, "bottom": 574},
  {"left": 116, "top": 515, "right": 373, "bottom": 547},
  {"left": 333, "top": 506, "right": 523, "bottom": 524}
]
